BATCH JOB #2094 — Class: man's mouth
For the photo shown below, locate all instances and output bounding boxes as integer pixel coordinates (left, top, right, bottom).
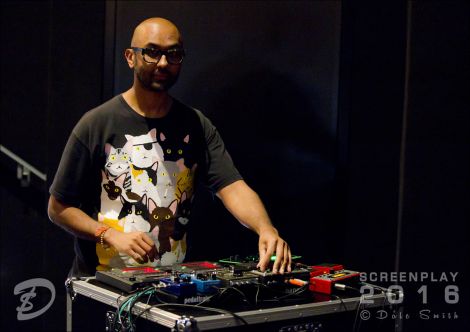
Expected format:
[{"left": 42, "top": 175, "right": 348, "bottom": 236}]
[
  {"left": 154, "top": 75, "right": 168, "bottom": 81},
  {"left": 154, "top": 71, "right": 170, "bottom": 80}
]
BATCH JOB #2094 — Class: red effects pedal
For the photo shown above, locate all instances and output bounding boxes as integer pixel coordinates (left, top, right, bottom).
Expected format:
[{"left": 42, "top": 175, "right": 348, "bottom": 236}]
[{"left": 309, "top": 269, "right": 360, "bottom": 294}]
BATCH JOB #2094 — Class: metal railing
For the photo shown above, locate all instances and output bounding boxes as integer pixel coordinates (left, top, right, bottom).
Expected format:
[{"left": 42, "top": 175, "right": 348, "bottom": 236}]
[{"left": 0, "top": 144, "right": 47, "bottom": 186}]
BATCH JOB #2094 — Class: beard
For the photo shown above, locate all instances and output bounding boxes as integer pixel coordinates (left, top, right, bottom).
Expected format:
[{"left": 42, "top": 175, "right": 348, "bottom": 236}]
[{"left": 135, "top": 67, "right": 179, "bottom": 92}]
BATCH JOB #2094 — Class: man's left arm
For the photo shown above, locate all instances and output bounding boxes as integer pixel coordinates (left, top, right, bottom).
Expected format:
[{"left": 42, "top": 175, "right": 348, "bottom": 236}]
[{"left": 217, "top": 179, "right": 291, "bottom": 273}]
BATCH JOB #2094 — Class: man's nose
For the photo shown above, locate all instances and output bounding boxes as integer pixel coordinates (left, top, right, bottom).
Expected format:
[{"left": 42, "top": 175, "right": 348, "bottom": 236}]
[{"left": 156, "top": 54, "right": 168, "bottom": 67}]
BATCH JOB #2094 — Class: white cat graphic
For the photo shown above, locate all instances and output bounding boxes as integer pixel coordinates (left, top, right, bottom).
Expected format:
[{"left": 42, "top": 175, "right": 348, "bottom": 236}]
[{"left": 125, "top": 128, "right": 164, "bottom": 168}]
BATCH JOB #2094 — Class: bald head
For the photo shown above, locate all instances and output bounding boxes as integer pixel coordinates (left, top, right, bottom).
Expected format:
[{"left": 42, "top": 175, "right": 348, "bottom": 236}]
[
  {"left": 131, "top": 17, "right": 183, "bottom": 47},
  {"left": 125, "top": 17, "right": 184, "bottom": 93}
]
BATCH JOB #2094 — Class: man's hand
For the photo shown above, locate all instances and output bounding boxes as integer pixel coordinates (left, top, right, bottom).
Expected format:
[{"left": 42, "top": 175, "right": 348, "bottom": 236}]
[
  {"left": 104, "top": 228, "right": 157, "bottom": 263},
  {"left": 257, "top": 226, "right": 292, "bottom": 274},
  {"left": 216, "top": 181, "right": 292, "bottom": 274}
]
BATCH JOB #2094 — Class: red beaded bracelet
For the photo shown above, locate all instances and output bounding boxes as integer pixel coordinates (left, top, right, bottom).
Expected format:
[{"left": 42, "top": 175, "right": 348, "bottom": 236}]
[{"left": 95, "top": 226, "right": 110, "bottom": 249}]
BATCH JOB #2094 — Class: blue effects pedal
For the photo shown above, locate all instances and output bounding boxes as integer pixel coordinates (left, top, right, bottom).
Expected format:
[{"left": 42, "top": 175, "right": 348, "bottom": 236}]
[
  {"left": 180, "top": 273, "right": 222, "bottom": 294},
  {"left": 159, "top": 277, "right": 197, "bottom": 297}
]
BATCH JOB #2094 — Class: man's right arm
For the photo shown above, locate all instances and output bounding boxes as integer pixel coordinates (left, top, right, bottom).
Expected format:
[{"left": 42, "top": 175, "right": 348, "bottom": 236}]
[{"left": 47, "top": 195, "right": 156, "bottom": 263}]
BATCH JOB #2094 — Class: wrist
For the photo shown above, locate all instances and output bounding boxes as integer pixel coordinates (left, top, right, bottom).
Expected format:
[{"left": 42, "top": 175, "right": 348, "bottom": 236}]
[
  {"left": 94, "top": 225, "right": 112, "bottom": 249},
  {"left": 102, "top": 227, "right": 117, "bottom": 246},
  {"left": 258, "top": 224, "right": 278, "bottom": 236}
]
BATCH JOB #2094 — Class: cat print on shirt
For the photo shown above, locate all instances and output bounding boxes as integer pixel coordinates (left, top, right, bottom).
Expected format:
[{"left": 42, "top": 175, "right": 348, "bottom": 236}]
[
  {"left": 170, "top": 192, "right": 191, "bottom": 263},
  {"left": 118, "top": 194, "right": 150, "bottom": 233},
  {"left": 115, "top": 194, "right": 152, "bottom": 267},
  {"left": 155, "top": 159, "right": 186, "bottom": 207},
  {"left": 176, "top": 163, "right": 197, "bottom": 201},
  {"left": 104, "top": 143, "right": 130, "bottom": 176},
  {"left": 125, "top": 129, "right": 164, "bottom": 168},
  {"left": 159, "top": 132, "right": 198, "bottom": 170},
  {"left": 173, "top": 191, "right": 192, "bottom": 241},
  {"left": 129, "top": 162, "right": 159, "bottom": 199},
  {"left": 159, "top": 132, "right": 190, "bottom": 161},
  {"left": 148, "top": 198, "right": 178, "bottom": 257},
  {"left": 98, "top": 128, "right": 197, "bottom": 269},
  {"left": 104, "top": 143, "right": 131, "bottom": 191},
  {"left": 125, "top": 129, "right": 164, "bottom": 200},
  {"left": 100, "top": 171, "right": 128, "bottom": 220}
]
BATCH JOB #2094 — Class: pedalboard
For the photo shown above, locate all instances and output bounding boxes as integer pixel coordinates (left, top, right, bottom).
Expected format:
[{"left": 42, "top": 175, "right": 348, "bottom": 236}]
[{"left": 95, "top": 257, "right": 361, "bottom": 300}]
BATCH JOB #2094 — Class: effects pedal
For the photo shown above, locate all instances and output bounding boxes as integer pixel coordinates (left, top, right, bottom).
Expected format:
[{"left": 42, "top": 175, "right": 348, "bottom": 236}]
[
  {"left": 96, "top": 267, "right": 171, "bottom": 292},
  {"left": 252, "top": 266, "right": 312, "bottom": 286},
  {"left": 311, "top": 263, "right": 344, "bottom": 276},
  {"left": 219, "top": 254, "right": 302, "bottom": 269},
  {"left": 309, "top": 269, "right": 360, "bottom": 294},
  {"left": 181, "top": 273, "right": 222, "bottom": 294},
  {"left": 172, "top": 261, "right": 223, "bottom": 274},
  {"left": 159, "top": 275, "right": 197, "bottom": 297},
  {"left": 216, "top": 270, "right": 260, "bottom": 287}
]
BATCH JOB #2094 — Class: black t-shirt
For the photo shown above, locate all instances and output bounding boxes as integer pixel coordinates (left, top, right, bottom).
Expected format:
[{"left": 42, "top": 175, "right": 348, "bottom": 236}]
[{"left": 50, "top": 95, "right": 242, "bottom": 276}]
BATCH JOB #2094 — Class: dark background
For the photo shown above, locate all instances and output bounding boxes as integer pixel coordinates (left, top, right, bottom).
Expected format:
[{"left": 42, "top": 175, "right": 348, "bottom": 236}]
[{"left": 1, "top": 1, "right": 468, "bottom": 332}]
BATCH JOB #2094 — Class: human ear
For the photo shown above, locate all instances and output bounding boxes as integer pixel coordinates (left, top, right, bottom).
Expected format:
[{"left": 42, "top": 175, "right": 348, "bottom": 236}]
[{"left": 124, "top": 48, "right": 135, "bottom": 69}]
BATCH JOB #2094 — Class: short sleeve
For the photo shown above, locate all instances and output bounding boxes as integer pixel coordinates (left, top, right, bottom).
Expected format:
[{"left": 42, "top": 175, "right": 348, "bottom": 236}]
[
  {"left": 197, "top": 112, "right": 243, "bottom": 193},
  {"left": 49, "top": 132, "right": 93, "bottom": 207}
]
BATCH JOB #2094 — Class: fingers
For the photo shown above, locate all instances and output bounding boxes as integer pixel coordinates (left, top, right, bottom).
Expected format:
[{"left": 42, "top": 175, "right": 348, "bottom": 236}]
[
  {"left": 279, "top": 243, "right": 292, "bottom": 273},
  {"left": 258, "top": 241, "right": 275, "bottom": 272},
  {"left": 141, "top": 232, "right": 155, "bottom": 247},
  {"left": 148, "top": 243, "right": 158, "bottom": 261},
  {"left": 257, "top": 243, "right": 266, "bottom": 270},
  {"left": 270, "top": 239, "right": 291, "bottom": 274},
  {"left": 129, "top": 249, "right": 146, "bottom": 264},
  {"left": 286, "top": 244, "right": 292, "bottom": 272},
  {"left": 272, "top": 239, "right": 285, "bottom": 274},
  {"left": 114, "top": 231, "right": 157, "bottom": 263},
  {"left": 138, "top": 233, "right": 156, "bottom": 261}
]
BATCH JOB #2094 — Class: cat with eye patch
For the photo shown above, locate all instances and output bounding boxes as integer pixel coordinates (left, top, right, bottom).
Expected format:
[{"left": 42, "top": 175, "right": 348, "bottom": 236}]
[{"left": 125, "top": 128, "right": 164, "bottom": 169}]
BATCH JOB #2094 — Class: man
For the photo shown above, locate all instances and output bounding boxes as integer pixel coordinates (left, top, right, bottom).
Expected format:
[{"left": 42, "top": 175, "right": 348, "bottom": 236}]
[{"left": 48, "top": 17, "right": 291, "bottom": 277}]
